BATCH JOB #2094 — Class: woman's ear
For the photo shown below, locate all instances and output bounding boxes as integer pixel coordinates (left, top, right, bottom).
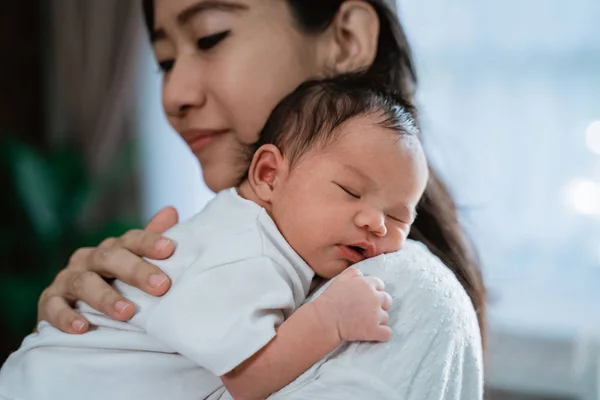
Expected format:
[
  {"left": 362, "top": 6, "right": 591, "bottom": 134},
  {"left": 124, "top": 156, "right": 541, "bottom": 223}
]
[
  {"left": 326, "top": 1, "right": 379, "bottom": 74},
  {"left": 247, "top": 144, "right": 288, "bottom": 203}
]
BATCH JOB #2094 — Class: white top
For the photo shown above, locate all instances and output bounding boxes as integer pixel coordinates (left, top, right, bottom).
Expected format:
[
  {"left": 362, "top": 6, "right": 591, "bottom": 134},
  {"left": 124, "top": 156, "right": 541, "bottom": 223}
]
[
  {"left": 0, "top": 189, "right": 315, "bottom": 400},
  {"left": 0, "top": 192, "right": 483, "bottom": 400},
  {"left": 269, "top": 241, "right": 484, "bottom": 400}
]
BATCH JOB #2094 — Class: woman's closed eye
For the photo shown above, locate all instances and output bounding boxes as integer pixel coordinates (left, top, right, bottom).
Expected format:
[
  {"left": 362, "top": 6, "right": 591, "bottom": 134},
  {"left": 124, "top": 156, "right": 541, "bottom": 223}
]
[
  {"left": 156, "top": 31, "right": 231, "bottom": 73},
  {"left": 197, "top": 30, "right": 231, "bottom": 50},
  {"left": 158, "top": 60, "right": 174, "bottom": 73}
]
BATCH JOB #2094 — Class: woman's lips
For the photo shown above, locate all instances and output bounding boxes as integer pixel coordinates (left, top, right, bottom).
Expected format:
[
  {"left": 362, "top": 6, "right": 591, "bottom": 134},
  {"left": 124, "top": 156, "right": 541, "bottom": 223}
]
[
  {"left": 182, "top": 129, "right": 229, "bottom": 153},
  {"left": 338, "top": 245, "right": 366, "bottom": 264}
]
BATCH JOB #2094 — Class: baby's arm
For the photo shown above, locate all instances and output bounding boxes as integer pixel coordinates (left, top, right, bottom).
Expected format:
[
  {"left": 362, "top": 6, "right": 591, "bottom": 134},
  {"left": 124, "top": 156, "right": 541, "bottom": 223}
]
[{"left": 221, "top": 267, "right": 392, "bottom": 400}]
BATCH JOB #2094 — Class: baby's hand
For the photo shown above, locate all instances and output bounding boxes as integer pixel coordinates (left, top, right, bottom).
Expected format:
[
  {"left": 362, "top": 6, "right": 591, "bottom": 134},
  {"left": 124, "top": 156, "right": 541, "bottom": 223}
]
[{"left": 314, "top": 267, "right": 393, "bottom": 343}]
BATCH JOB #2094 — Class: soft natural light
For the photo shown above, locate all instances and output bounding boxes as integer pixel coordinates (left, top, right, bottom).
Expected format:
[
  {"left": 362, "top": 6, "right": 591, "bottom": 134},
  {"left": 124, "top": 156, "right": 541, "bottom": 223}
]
[
  {"left": 565, "top": 179, "right": 600, "bottom": 216},
  {"left": 585, "top": 120, "right": 600, "bottom": 155}
]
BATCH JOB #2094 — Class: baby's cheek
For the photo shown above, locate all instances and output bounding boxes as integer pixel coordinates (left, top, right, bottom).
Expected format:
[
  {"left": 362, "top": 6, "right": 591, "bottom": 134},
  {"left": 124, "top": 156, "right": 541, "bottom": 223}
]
[
  {"left": 382, "top": 226, "right": 407, "bottom": 254},
  {"left": 396, "top": 235, "right": 407, "bottom": 250}
]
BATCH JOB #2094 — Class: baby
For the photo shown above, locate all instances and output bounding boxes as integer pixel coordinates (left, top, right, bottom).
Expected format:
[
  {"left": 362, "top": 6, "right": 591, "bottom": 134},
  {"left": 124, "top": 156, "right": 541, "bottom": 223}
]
[{"left": 0, "top": 74, "right": 428, "bottom": 400}]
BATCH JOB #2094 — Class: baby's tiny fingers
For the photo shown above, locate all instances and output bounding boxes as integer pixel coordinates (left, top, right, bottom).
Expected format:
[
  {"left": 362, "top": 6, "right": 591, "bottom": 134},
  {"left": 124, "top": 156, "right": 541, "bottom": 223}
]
[
  {"left": 364, "top": 276, "right": 385, "bottom": 291},
  {"left": 372, "top": 325, "right": 393, "bottom": 342},
  {"left": 379, "top": 309, "right": 390, "bottom": 326},
  {"left": 341, "top": 267, "right": 363, "bottom": 279},
  {"left": 381, "top": 291, "right": 393, "bottom": 311}
]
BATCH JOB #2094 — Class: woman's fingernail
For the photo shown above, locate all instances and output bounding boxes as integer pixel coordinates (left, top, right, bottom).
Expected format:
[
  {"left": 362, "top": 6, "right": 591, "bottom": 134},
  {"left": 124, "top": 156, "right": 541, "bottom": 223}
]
[
  {"left": 72, "top": 320, "right": 86, "bottom": 332},
  {"left": 115, "top": 301, "right": 132, "bottom": 314},
  {"left": 148, "top": 274, "right": 168, "bottom": 288},
  {"left": 155, "top": 238, "right": 171, "bottom": 250}
]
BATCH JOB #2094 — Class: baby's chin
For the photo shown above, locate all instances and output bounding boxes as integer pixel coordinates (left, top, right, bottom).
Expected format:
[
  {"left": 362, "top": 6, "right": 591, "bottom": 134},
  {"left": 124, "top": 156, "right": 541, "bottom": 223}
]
[{"left": 312, "top": 258, "right": 353, "bottom": 279}]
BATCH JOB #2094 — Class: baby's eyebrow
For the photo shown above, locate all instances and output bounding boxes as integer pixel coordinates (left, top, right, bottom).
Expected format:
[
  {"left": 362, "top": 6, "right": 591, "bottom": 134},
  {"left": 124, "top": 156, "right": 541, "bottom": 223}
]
[{"left": 342, "top": 164, "right": 376, "bottom": 186}]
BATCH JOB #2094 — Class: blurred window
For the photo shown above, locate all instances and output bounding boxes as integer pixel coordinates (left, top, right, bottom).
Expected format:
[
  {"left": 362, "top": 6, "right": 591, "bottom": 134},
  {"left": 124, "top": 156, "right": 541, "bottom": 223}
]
[{"left": 396, "top": 0, "right": 600, "bottom": 336}]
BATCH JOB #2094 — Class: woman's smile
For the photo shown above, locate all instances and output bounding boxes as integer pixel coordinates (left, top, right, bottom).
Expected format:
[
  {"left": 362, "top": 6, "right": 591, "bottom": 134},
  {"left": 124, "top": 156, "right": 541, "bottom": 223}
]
[{"left": 181, "top": 128, "right": 230, "bottom": 153}]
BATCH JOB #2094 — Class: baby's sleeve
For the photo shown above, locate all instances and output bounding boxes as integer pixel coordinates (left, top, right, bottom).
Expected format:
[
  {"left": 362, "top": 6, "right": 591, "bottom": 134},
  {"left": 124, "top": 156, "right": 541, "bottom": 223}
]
[{"left": 145, "top": 256, "right": 295, "bottom": 376}]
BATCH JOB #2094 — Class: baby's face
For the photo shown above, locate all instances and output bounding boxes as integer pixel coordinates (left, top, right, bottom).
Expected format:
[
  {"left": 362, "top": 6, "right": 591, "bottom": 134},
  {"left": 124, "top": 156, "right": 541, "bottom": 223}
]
[{"left": 270, "top": 114, "right": 428, "bottom": 278}]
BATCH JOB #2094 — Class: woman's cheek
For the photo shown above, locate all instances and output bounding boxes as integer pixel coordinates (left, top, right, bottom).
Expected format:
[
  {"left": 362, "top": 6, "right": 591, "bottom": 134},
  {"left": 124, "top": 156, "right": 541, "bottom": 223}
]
[{"left": 212, "top": 64, "right": 264, "bottom": 144}]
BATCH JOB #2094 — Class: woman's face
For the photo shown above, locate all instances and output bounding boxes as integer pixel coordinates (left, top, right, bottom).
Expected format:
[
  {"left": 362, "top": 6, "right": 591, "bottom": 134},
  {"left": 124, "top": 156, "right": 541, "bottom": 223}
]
[{"left": 152, "top": 0, "right": 327, "bottom": 191}]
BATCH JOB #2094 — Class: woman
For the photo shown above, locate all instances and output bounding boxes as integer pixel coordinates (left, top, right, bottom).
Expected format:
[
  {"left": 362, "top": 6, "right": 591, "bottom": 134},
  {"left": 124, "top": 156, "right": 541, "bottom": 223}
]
[{"left": 37, "top": 0, "right": 485, "bottom": 397}]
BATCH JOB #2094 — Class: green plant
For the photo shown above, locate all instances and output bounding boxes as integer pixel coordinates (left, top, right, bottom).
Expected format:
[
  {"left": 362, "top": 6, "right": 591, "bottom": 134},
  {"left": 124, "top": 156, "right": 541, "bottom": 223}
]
[{"left": 0, "top": 136, "right": 141, "bottom": 336}]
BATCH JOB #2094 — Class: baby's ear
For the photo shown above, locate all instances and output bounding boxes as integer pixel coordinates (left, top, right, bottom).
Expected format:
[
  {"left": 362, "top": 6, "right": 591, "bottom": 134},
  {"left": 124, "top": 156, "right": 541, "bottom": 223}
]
[{"left": 248, "top": 144, "right": 287, "bottom": 202}]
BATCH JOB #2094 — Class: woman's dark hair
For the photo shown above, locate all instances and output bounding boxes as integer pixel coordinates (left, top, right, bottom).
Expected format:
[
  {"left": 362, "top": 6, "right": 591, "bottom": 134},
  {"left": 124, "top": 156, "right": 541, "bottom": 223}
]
[{"left": 141, "top": 0, "right": 486, "bottom": 346}]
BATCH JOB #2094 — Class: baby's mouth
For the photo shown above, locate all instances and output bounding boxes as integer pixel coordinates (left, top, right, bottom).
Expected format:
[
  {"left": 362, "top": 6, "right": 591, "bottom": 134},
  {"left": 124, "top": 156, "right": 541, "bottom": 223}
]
[
  {"left": 348, "top": 245, "right": 366, "bottom": 257},
  {"left": 338, "top": 245, "right": 367, "bottom": 264},
  {"left": 349, "top": 240, "right": 377, "bottom": 258}
]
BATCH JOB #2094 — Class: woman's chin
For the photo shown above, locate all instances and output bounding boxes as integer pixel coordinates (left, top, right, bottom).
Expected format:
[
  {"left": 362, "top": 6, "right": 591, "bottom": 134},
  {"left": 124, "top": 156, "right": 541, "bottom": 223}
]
[{"left": 201, "top": 166, "right": 242, "bottom": 193}]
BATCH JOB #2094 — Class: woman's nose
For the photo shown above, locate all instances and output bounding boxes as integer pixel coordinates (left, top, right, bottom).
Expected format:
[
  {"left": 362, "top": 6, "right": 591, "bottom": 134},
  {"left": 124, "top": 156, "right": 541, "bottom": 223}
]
[
  {"left": 354, "top": 209, "right": 387, "bottom": 237},
  {"left": 162, "top": 58, "right": 207, "bottom": 118}
]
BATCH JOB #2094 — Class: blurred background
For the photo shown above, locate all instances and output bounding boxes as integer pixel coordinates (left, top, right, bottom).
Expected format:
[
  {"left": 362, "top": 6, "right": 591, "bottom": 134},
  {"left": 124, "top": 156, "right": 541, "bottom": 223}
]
[{"left": 1, "top": 1, "right": 599, "bottom": 399}]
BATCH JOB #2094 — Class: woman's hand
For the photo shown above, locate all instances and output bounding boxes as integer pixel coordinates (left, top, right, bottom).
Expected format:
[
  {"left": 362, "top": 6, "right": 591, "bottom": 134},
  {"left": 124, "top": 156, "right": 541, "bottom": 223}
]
[
  {"left": 36, "top": 207, "right": 180, "bottom": 334},
  {"left": 314, "top": 267, "right": 393, "bottom": 343}
]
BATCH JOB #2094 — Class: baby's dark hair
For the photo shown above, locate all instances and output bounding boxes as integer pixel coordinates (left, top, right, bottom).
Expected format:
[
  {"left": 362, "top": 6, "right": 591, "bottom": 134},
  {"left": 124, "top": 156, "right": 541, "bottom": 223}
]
[{"left": 240, "top": 73, "right": 420, "bottom": 183}]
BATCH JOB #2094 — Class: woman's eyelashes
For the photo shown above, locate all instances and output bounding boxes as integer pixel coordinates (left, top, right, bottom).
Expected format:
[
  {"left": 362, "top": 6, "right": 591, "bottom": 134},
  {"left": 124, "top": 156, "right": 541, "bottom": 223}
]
[
  {"left": 156, "top": 30, "right": 231, "bottom": 73},
  {"left": 197, "top": 30, "right": 231, "bottom": 50},
  {"left": 158, "top": 60, "right": 174, "bottom": 73}
]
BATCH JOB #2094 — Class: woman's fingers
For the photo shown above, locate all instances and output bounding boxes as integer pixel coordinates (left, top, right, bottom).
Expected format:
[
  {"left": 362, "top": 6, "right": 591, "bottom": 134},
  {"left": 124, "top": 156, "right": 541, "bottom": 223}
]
[
  {"left": 38, "top": 289, "right": 89, "bottom": 334},
  {"left": 118, "top": 229, "right": 175, "bottom": 261},
  {"left": 87, "top": 246, "right": 171, "bottom": 296},
  {"left": 68, "top": 271, "right": 135, "bottom": 321},
  {"left": 36, "top": 209, "right": 179, "bottom": 334},
  {"left": 146, "top": 206, "right": 179, "bottom": 234},
  {"left": 97, "top": 237, "right": 118, "bottom": 250}
]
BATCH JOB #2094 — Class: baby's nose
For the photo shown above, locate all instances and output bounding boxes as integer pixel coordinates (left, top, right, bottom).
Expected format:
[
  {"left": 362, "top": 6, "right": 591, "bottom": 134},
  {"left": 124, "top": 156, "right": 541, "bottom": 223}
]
[{"left": 355, "top": 209, "right": 387, "bottom": 237}]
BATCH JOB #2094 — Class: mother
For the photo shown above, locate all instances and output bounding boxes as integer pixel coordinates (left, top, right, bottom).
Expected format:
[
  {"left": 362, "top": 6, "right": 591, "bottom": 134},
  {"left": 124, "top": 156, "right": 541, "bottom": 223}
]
[{"left": 37, "top": 0, "right": 485, "bottom": 398}]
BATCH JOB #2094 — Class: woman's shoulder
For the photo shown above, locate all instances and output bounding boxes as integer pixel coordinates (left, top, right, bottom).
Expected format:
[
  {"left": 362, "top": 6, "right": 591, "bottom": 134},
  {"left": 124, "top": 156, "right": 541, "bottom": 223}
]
[
  {"left": 280, "top": 241, "right": 484, "bottom": 399},
  {"left": 362, "top": 239, "right": 480, "bottom": 340}
]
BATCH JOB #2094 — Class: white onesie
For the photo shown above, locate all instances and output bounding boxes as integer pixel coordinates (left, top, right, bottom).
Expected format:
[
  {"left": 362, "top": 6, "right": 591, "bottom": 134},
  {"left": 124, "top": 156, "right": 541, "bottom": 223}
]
[{"left": 0, "top": 188, "right": 315, "bottom": 400}]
